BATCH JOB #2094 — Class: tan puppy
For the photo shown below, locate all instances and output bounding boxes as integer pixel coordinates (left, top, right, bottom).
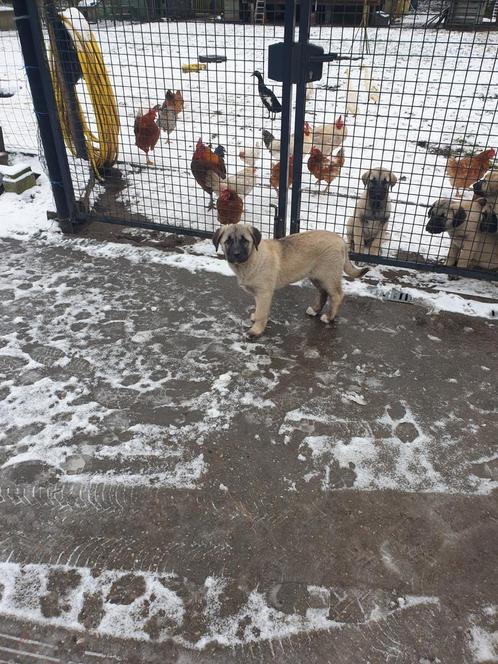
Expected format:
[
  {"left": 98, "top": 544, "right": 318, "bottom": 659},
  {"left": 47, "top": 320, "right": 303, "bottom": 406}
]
[
  {"left": 426, "top": 197, "right": 498, "bottom": 270},
  {"left": 213, "top": 224, "right": 368, "bottom": 338},
  {"left": 473, "top": 170, "right": 498, "bottom": 234},
  {"left": 347, "top": 168, "right": 398, "bottom": 256},
  {"left": 473, "top": 168, "right": 498, "bottom": 200}
]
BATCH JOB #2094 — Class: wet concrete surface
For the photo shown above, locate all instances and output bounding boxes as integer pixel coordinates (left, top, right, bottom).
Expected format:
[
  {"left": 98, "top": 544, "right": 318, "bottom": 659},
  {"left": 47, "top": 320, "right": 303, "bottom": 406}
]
[{"left": 0, "top": 235, "right": 497, "bottom": 663}]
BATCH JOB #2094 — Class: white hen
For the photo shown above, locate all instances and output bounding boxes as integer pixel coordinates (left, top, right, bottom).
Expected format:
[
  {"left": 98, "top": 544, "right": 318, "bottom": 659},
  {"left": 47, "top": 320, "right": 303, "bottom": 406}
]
[
  {"left": 219, "top": 166, "right": 258, "bottom": 199},
  {"left": 239, "top": 142, "right": 261, "bottom": 167},
  {"left": 310, "top": 115, "right": 348, "bottom": 156},
  {"left": 217, "top": 143, "right": 261, "bottom": 198}
]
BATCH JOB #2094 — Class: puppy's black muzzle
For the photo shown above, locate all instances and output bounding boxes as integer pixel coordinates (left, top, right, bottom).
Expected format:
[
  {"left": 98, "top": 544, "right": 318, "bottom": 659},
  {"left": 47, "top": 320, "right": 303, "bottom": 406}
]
[
  {"left": 226, "top": 242, "right": 250, "bottom": 264},
  {"left": 368, "top": 182, "right": 389, "bottom": 211},
  {"left": 473, "top": 179, "right": 484, "bottom": 195},
  {"left": 227, "top": 253, "right": 249, "bottom": 264},
  {"left": 425, "top": 216, "right": 446, "bottom": 234},
  {"left": 480, "top": 210, "right": 498, "bottom": 234}
]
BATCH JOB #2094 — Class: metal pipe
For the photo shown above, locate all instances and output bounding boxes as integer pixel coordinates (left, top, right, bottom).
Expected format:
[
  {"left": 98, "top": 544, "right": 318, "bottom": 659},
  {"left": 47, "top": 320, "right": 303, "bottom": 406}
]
[
  {"left": 13, "top": 0, "right": 76, "bottom": 223},
  {"left": 275, "top": 0, "right": 296, "bottom": 238},
  {"left": 289, "top": 0, "right": 312, "bottom": 235}
]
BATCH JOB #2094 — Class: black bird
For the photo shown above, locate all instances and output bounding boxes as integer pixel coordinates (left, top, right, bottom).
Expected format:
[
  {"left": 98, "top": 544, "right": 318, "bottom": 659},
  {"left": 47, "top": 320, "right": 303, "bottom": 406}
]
[{"left": 252, "top": 70, "right": 282, "bottom": 120}]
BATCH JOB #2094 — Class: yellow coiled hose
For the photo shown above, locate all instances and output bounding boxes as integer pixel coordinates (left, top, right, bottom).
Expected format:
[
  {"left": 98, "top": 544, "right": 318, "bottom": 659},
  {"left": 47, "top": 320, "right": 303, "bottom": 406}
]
[{"left": 48, "top": 10, "right": 120, "bottom": 177}]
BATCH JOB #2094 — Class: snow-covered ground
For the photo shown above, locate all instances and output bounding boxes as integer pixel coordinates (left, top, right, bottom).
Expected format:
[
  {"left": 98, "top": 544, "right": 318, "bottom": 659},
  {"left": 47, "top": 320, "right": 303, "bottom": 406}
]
[
  {"left": 0, "top": 560, "right": 439, "bottom": 648},
  {"left": 1, "top": 18, "right": 498, "bottom": 259}
]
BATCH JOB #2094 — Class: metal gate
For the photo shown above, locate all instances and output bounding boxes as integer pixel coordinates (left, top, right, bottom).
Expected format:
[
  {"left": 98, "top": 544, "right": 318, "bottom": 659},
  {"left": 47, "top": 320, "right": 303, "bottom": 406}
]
[{"left": 7, "top": 0, "right": 498, "bottom": 279}]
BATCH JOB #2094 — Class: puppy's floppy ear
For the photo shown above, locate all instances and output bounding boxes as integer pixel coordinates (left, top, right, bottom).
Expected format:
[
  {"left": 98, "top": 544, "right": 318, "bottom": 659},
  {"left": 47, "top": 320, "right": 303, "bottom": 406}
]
[
  {"left": 249, "top": 226, "right": 262, "bottom": 250},
  {"left": 389, "top": 172, "right": 398, "bottom": 189},
  {"left": 452, "top": 207, "right": 467, "bottom": 228},
  {"left": 213, "top": 227, "right": 224, "bottom": 251},
  {"left": 361, "top": 171, "right": 371, "bottom": 188}
]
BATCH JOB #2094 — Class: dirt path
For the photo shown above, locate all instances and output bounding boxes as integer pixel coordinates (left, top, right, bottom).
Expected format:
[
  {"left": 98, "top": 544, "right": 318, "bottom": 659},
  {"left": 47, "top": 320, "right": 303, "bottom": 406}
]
[{"left": 0, "top": 236, "right": 496, "bottom": 663}]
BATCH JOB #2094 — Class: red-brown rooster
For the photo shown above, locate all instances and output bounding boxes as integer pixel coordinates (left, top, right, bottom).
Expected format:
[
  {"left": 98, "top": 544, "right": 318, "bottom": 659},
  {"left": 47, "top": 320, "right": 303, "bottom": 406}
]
[
  {"left": 134, "top": 107, "right": 160, "bottom": 165},
  {"left": 191, "top": 138, "right": 227, "bottom": 209}
]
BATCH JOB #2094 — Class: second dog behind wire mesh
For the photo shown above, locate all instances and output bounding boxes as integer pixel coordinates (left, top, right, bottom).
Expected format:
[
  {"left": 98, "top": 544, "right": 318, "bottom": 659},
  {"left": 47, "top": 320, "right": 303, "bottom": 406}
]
[
  {"left": 426, "top": 197, "right": 498, "bottom": 270},
  {"left": 347, "top": 168, "right": 398, "bottom": 256},
  {"left": 473, "top": 169, "right": 498, "bottom": 233},
  {"left": 213, "top": 224, "right": 368, "bottom": 338}
]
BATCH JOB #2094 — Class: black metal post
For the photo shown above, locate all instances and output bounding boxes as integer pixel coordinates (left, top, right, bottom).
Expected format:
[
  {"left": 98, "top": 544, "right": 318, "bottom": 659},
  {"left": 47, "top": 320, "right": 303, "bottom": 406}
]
[
  {"left": 275, "top": 0, "right": 296, "bottom": 238},
  {"left": 289, "top": 0, "right": 312, "bottom": 235},
  {"left": 13, "top": 0, "right": 76, "bottom": 225},
  {"left": 0, "top": 126, "right": 7, "bottom": 166}
]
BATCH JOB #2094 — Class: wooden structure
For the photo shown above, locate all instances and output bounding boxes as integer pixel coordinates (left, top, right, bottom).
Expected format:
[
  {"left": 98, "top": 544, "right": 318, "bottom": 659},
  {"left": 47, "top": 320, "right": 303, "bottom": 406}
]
[
  {"left": 446, "top": 0, "right": 487, "bottom": 27},
  {"left": 246, "top": 0, "right": 380, "bottom": 26}
]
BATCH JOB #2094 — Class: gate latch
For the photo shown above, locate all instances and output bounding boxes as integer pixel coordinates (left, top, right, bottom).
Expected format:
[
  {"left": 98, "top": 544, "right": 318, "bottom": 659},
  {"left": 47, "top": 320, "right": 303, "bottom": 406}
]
[{"left": 268, "top": 42, "right": 363, "bottom": 83}]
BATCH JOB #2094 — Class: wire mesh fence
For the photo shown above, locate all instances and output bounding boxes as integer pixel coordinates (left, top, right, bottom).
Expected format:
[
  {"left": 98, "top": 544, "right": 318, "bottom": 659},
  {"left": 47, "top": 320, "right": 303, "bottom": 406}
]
[
  {"left": 299, "top": 1, "right": 498, "bottom": 275},
  {"left": 42, "top": 0, "right": 289, "bottom": 238},
  {"left": 0, "top": 23, "right": 38, "bottom": 153},
  {"left": 2, "top": 0, "right": 498, "bottom": 278}
]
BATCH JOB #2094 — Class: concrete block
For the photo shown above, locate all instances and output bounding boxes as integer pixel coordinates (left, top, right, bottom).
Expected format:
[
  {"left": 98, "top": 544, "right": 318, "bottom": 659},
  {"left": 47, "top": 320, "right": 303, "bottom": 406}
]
[{"left": 0, "top": 164, "right": 36, "bottom": 194}]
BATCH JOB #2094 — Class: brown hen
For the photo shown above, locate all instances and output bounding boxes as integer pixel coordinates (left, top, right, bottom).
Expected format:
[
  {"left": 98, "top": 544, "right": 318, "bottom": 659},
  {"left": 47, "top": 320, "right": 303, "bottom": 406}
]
[
  {"left": 446, "top": 148, "right": 496, "bottom": 195},
  {"left": 270, "top": 156, "right": 294, "bottom": 194},
  {"left": 134, "top": 107, "right": 160, "bottom": 165},
  {"left": 164, "top": 89, "right": 184, "bottom": 116},
  {"left": 216, "top": 188, "right": 244, "bottom": 225},
  {"left": 307, "top": 147, "right": 345, "bottom": 193}
]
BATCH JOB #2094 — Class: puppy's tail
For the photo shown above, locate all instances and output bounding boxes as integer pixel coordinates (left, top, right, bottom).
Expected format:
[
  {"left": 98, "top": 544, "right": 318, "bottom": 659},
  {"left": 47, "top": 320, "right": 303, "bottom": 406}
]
[{"left": 343, "top": 254, "right": 369, "bottom": 278}]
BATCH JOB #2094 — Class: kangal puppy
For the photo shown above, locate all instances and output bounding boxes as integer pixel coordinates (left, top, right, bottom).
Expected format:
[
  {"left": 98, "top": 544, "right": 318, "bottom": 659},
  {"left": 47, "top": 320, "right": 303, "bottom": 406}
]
[
  {"left": 213, "top": 224, "right": 368, "bottom": 338},
  {"left": 426, "top": 197, "right": 498, "bottom": 270},
  {"left": 473, "top": 169, "right": 498, "bottom": 234},
  {"left": 347, "top": 168, "right": 398, "bottom": 256}
]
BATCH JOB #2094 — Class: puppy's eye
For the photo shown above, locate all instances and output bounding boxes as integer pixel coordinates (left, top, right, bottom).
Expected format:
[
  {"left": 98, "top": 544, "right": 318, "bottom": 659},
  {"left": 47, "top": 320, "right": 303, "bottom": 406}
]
[
  {"left": 371, "top": 178, "right": 377, "bottom": 183},
  {"left": 226, "top": 237, "right": 233, "bottom": 244},
  {"left": 240, "top": 237, "right": 249, "bottom": 244}
]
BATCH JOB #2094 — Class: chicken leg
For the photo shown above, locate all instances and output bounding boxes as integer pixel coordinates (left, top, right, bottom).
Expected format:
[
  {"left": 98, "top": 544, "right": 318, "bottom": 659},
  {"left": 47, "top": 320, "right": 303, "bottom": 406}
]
[{"left": 207, "top": 193, "right": 215, "bottom": 211}]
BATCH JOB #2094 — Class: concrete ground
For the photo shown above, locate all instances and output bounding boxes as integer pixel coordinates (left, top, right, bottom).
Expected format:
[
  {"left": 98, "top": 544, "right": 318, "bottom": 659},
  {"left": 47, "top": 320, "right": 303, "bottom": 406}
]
[{"left": 0, "top": 234, "right": 497, "bottom": 664}]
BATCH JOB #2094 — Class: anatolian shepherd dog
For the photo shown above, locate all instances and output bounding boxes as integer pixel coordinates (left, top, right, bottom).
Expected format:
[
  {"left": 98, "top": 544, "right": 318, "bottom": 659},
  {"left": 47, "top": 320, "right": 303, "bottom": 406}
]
[
  {"left": 213, "top": 224, "right": 368, "bottom": 338},
  {"left": 473, "top": 169, "right": 498, "bottom": 234},
  {"left": 346, "top": 168, "right": 398, "bottom": 256},
  {"left": 426, "top": 197, "right": 498, "bottom": 270}
]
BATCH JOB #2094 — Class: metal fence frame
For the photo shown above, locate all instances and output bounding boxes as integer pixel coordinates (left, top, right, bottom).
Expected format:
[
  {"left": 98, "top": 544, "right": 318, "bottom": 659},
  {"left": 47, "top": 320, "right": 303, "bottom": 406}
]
[{"left": 7, "top": 0, "right": 498, "bottom": 280}]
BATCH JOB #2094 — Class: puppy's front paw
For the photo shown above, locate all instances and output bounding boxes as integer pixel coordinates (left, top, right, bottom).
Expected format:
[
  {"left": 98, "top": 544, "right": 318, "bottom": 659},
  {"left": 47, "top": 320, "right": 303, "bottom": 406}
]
[
  {"left": 250, "top": 312, "right": 256, "bottom": 322},
  {"left": 247, "top": 325, "right": 264, "bottom": 339},
  {"left": 320, "top": 314, "right": 331, "bottom": 325},
  {"left": 306, "top": 306, "right": 319, "bottom": 317}
]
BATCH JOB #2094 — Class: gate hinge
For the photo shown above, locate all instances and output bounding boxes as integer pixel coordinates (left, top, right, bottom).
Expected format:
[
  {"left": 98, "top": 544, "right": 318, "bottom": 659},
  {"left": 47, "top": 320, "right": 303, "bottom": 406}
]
[{"left": 269, "top": 42, "right": 363, "bottom": 84}]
